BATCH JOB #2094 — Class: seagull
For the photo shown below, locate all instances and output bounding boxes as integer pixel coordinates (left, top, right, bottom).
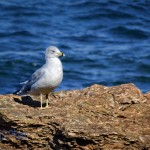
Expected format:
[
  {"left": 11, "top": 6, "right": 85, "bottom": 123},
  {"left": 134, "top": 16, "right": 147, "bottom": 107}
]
[{"left": 14, "top": 46, "right": 65, "bottom": 109}]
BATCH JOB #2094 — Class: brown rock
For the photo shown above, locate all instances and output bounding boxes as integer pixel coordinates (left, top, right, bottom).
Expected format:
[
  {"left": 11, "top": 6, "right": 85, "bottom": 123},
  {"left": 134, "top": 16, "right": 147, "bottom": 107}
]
[{"left": 0, "top": 83, "right": 150, "bottom": 149}]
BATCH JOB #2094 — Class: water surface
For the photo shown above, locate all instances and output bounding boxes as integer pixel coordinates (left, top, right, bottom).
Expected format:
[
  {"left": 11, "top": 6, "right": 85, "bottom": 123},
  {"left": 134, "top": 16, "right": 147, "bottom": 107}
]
[{"left": 0, "top": 0, "right": 150, "bottom": 94}]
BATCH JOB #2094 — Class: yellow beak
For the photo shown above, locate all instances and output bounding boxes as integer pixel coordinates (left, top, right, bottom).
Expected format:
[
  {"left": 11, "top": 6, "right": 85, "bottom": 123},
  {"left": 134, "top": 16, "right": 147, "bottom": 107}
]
[{"left": 58, "top": 52, "right": 65, "bottom": 57}]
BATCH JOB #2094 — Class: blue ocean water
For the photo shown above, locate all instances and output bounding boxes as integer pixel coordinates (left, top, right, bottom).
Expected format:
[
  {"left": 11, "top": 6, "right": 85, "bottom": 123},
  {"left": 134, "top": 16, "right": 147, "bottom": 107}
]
[{"left": 0, "top": 0, "right": 150, "bottom": 94}]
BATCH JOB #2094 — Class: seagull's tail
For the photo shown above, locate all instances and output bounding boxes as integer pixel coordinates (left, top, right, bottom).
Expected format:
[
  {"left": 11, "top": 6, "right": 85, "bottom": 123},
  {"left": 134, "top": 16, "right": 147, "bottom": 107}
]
[
  {"left": 13, "top": 80, "right": 30, "bottom": 95},
  {"left": 13, "top": 89, "right": 22, "bottom": 95}
]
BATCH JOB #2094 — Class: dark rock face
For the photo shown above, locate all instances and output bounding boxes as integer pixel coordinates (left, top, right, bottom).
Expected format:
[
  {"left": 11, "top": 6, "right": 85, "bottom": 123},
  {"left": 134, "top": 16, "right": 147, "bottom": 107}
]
[{"left": 0, "top": 83, "right": 150, "bottom": 149}]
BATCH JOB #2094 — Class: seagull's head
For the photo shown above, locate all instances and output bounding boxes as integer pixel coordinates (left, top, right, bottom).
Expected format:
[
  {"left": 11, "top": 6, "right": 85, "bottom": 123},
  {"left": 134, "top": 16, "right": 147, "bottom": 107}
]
[{"left": 45, "top": 46, "right": 65, "bottom": 59}]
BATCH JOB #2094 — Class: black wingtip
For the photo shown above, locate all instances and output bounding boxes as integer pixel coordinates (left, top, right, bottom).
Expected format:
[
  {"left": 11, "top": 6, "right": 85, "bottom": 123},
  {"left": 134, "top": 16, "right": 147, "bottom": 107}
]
[{"left": 13, "top": 89, "right": 20, "bottom": 95}]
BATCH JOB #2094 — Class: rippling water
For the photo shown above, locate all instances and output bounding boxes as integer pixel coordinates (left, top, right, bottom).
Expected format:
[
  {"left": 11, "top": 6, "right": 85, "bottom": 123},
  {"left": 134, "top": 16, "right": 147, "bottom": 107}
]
[{"left": 0, "top": 0, "right": 150, "bottom": 94}]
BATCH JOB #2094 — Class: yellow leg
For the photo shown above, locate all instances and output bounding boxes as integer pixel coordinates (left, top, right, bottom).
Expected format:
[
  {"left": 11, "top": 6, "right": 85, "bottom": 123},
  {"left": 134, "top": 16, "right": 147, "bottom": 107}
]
[
  {"left": 46, "top": 94, "right": 49, "bottom": 108},
  {"left": 40, "top": 93, "right": 43, "bottom": 109}
]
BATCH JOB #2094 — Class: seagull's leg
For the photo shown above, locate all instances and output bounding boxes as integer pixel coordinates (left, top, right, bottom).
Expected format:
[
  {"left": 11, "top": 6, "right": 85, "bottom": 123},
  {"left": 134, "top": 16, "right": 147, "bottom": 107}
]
[
  {"left": 40, "top": 93, "right": 43, "bottom": 109},
  {"left": 46, "top": 94, "right": 49, "bottom": 108}
]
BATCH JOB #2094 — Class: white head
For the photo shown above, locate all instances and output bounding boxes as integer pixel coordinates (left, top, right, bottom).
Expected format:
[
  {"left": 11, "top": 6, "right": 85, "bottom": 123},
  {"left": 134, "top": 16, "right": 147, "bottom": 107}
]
[{"left": 45, "top": 46, "right": 65, "bottom": 59}]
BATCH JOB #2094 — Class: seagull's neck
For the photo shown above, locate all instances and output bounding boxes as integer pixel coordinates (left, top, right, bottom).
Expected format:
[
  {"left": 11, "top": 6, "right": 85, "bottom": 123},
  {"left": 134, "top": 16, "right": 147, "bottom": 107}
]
[{"left": 46, "top": 57, "right": 61, "bottom": 66}]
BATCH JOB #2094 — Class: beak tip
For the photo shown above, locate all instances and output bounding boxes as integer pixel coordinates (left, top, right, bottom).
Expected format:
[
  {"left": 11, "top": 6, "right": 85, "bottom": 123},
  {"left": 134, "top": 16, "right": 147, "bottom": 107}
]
[{"left": 58, "top": 51, "right": 65, "bottom": 57}]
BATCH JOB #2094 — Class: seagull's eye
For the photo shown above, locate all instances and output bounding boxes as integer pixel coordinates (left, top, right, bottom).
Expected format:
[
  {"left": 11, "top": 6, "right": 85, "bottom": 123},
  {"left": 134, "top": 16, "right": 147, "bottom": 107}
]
[{"left": 52, "top": 50, "right": 55, "bottom": 53}]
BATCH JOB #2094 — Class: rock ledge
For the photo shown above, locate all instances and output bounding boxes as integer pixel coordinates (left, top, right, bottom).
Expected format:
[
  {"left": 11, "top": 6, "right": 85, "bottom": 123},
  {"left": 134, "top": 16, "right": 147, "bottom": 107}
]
[{"left": 0, "top": 83, "right": 150, "bottom": 149}]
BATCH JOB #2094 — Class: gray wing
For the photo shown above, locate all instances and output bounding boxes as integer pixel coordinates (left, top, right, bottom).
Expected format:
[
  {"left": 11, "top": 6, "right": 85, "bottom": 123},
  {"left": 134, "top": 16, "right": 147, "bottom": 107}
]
[{"left": 16, "top": 67, "right": 45, "bottom": 95}]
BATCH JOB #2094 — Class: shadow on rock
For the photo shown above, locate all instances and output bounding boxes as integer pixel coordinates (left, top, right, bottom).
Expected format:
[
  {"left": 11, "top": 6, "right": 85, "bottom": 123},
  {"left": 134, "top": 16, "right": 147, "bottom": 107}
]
[{"left": 14, "top": 96, "right": 44, "bottom": 108}]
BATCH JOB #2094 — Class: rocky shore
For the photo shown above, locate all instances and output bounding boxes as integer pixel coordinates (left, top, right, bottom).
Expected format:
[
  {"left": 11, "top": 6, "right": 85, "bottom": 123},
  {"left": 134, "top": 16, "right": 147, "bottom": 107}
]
[{"left": 0, "top": 83, "right": 150, "bottom": 149}]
